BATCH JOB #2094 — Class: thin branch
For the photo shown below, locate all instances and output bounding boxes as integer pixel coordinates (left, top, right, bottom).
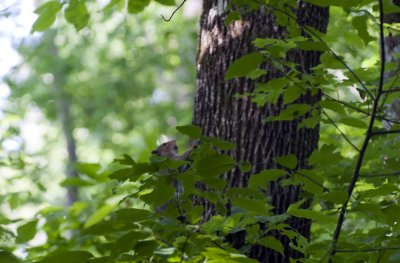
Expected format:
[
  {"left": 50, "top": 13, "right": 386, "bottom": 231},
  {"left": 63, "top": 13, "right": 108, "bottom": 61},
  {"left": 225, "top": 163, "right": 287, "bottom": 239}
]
[
  {"left": 330, "top": 0, "right": 387, "bottom": 259},
  {"left": 323, "top": 93, "right": 400, "bottom": 125},
  {"left": 336, "top": 247, "right": 400, "bottom": 253},
  {"left": 322, "top": 110, "right": 361, "bottom": 152},
  {"left": 0, "top": 2, "right": 18, "bottom": 12},
  {"left": 250, "top": 0, "right": 375, "bottom": 100},
  {"left": 161, "top": 0, "right": 187, "bottom": 22},
  {"left": 362, "top": 171, "right": 400, "bottom": 178},
  {"left": 379, "top": 73, "right": 400, "bottom": 111},
  {"left": 381, "top": 87, "right": 400, "bottom": 94},
  {"left": 371, "top": 129, "right": 400, "bottom": 136}
]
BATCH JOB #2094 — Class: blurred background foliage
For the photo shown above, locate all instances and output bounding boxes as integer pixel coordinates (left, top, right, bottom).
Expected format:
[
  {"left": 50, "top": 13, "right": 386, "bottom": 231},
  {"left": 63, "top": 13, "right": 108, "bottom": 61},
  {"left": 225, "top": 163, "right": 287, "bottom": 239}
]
[
  {"left": 0, "top": 0, "right": 399, "bottom": 262},
  {"left": 1, "top": 1, "right": 198, "bottom": 258}
]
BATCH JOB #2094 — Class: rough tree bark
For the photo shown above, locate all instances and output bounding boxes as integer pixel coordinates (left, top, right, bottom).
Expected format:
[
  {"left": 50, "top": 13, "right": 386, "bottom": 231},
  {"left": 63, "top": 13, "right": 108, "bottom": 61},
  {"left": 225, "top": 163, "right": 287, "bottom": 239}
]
[{"left": 193, "top": 1, "right": 328, "bottom": 262}]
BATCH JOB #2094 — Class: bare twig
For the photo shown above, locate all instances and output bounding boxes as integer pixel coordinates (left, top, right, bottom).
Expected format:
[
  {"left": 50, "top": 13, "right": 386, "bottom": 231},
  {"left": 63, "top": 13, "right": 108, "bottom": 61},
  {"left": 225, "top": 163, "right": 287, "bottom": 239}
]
[
  {"left": 0, "top": 2, "right": 19, "bottom": 12},
  {"left": 329, "top": 0, "right": 387, "bottom": 259},
  {"left": 161, "top": 0, "right": 187, "bottom": 22}
]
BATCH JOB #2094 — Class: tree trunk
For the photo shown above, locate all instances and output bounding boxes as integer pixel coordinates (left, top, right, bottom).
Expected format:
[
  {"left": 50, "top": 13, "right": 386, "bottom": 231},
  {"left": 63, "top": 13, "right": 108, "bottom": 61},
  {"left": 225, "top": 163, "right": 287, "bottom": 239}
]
[
  {"left": 193, "top": 1, "right": 328, "bottom": 262},
  {"left": 50, "top": 39, "right": 79, "bottom": 206}
]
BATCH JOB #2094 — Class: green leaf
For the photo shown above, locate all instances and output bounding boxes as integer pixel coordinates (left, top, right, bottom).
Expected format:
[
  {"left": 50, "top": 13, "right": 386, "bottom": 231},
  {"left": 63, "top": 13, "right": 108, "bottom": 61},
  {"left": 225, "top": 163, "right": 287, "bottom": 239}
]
[
  {"left": 32, "top": 1, "right": 62, "bottom": 32},
  {"left": 203, "top": 136, "right": 236, "bottom": 150},
  {"left": 196, "top": 154, "right": 235, "bottom": 178},
  {"left": 0, "top": 251, "right": 20, "bottom": 263},
  {"left": 16, "top": 220, "right": 38, "bottom": 243},
  {"left": 108, "top": 168, "right": 135, "bottom": 181},
  {"left": 176, "top": 125, "right": 202, "bottom": 138},
  {"left": 339, "top": 117, "right": 367, "bottom": 129},
  {"left": 36, "top": 251, "right": 93, "bottom": 263},
  {"left": 75, "top": 163, "right": 101, "bottom": 179},
  {"left": 258, "top": 236, "right": 284, "bottom": 255},
  {"left": 155, "top": 0, "right": 176, "bottom": 5},
  {"left": 287, "top": 207, "right": 335, "bottom": 224},
  {"left": 224, "top": 11, "right": 241, "bottom": 26},
  {"left": 231, "top": 197, "right": 273, "bottom": 214},
  {"left": 267, "top": 104, "right": 311, "bottom": 121},
  {"left": 309, "top": 144, "right": 342, "bottom": 166},
  {"left": 84, "top": 204, "right": 115, "bottom": 228},
  {"left": 361, "top": 184, "right": 399, "bottom": 199},
  {"left": 321, "top": 189, "right": 348, "bottom": 204},
  {"left": 352, "top": 15, "right": 375, "bottom": 46},
  {"left": 110, "top": 231, "right": 148, "bottom": 259},
  {"left": 283, "top": 86, "right": 303, "bottom": 104},
  {"left": 114, "top": 208, "right": 152, "bottom": 222},
  {"left": 64, "top": 0, "right": 90, "bottom": 31},
  {"left": 296, "top": 41, "right": 328, "bottom": 51},
  {"left": 276, "top": 154, "right": 297, "bottom": 169},
  {"left": 60, "top": 177, "right": 94, "bottom": 187},
  {"left": 320, "top": 99, "right": 346, "bottom": 115},
  {"left": 238, "top": 162, "right": 252, "bottom": 172},
  {"left": 127, "top": 0, "right": 151, "bottom": 14},
  {"left": 225, "top": 52, "right": 264, "bottom": 80},
  {"left": 134, "top": 240, "right": 159, "bottom": 257},
  {"left": 249, "top": 169, "right": 287, "bottom": 189}
]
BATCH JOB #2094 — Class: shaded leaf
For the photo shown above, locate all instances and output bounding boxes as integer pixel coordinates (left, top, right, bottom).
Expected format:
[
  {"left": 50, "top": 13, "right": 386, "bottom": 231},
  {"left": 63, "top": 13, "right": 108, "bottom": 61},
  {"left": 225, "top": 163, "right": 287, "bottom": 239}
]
[
  {"left": 258, "top": 236, "right": 284, "bottom": 255},
  {"left": 35, "top": 251, "right": 93, "bottom": 263},
  {"left": 127, "top": 0, "right": 151, "bottom": 14},
  {"left": 249, "top": 169, "right": 287, "bottom": 189},
  {"left": 176, "top": 125, "right": 202, "bottom": 138},
  {"left": 276, "top": 154, "right": 297, "bottom": 170},
  {"left": 196, "top": 154, "right": 235, "bottom": 178},
  {"left": 0, "top": 251, "right": 20, "bottom": 263},
  {"left": 225, "top": 52, "right": 264, "bottom": 80},
  {"left": 16, "top": 220, "right": 38, "bottom": 243}
]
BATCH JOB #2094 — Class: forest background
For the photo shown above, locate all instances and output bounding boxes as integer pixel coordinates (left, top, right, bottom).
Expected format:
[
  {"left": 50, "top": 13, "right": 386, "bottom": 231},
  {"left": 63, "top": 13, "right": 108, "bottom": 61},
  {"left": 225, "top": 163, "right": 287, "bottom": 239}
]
[{"left": 0, "top": 0, "right": 400, "bottom": 262}]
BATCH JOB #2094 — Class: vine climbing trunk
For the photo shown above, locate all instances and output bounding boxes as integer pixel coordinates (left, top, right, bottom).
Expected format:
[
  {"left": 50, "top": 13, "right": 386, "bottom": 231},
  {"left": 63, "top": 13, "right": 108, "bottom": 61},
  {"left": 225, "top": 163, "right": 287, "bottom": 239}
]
[{"left": 193, "top": 1, "right": 328, "bottom": 262}]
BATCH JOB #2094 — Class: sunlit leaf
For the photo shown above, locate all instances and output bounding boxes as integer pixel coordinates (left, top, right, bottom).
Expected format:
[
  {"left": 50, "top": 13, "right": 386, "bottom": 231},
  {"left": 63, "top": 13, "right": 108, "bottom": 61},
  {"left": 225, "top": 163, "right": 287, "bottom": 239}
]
[
  {"left": 84, "top": 204, "right": 115, "bottom": 228},
  {"left": 32, "top": 1, "right": 62, "bottom": 32}
]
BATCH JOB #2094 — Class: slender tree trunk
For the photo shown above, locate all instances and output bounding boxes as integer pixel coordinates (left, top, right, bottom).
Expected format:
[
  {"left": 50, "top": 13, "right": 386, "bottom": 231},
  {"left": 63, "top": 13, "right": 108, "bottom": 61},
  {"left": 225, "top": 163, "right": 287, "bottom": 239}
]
[
  {"left": 50, "top": 39, "right": 79, "bottom": 205},
  {"left": 193, "top": 1, "right": 328, "bottom": 262}
]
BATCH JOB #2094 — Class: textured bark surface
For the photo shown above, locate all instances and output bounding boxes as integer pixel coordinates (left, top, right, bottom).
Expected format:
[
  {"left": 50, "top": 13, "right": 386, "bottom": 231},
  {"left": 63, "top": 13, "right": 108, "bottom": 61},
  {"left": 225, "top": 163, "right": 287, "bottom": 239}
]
[{"left": 193, "top": 1, "right": 328, "bottom": 262}]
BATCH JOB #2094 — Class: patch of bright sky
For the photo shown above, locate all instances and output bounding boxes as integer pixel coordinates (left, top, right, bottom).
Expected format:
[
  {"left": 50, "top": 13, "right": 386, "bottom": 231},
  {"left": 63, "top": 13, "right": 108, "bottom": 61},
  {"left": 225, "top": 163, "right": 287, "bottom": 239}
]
[{"left": 0, "top": 1, "right": 36, "bottom": 104}]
